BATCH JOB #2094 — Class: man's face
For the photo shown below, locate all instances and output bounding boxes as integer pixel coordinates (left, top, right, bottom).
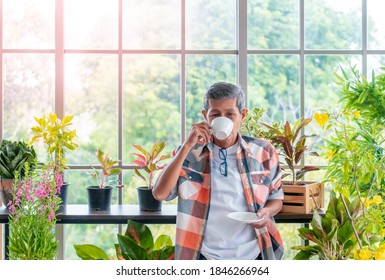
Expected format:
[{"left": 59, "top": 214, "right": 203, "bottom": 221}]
[{"left": 202, "top": 97, "right": 248, "bottom": 147}]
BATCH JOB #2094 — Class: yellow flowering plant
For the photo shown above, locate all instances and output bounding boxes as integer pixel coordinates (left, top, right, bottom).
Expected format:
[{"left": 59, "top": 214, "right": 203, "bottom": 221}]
[{"left": 294, "top": 66, "right": 385, "bottom": 259}]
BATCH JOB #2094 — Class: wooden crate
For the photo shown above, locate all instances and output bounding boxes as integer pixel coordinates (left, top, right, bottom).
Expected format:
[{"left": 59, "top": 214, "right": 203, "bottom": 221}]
[{"left": 281, "top": 181, "right": 324, "bottom": 213}]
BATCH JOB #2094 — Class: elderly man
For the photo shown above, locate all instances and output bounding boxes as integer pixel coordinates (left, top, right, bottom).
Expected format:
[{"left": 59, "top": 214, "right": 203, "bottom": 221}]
[{"left": 153, "top": 82, "right": 284, "bottom": 260}]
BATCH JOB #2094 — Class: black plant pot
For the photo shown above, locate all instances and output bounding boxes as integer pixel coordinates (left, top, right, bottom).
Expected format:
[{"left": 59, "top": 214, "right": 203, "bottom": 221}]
[
  {"left": 87, "top": 186, "right": 112, "bottom": 211},
  {"left": 58, "top": 182, "right": 70, "bottom": 207},
  {"left": 137, "top": 186, "right": 162, "bottom": 212}
]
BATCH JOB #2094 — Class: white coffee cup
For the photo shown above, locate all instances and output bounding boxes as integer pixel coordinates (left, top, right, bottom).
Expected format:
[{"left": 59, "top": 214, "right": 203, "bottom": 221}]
[{"left": 211, "top": 117, "right": 234, "bottom": 140}]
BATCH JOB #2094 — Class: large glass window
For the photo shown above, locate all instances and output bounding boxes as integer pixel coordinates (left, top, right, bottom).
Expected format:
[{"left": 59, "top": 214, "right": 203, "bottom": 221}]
[{"left": 2, "top": 0, "right": 385, "bottom": 260}]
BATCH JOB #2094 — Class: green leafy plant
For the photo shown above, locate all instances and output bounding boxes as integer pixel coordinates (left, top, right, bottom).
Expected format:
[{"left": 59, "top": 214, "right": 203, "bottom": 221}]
[
  {"left": 28, "top": 113, "right": 78, "bottom": 173},
  {"left": 299, "top": 65, "right": 385, "bottom": 260},
  {"left": 131, "top": 141, "right": 171, "bottom": 189},
  {"left": 74, "top": 219, "right": 175, "bottom": 260},
  {"left": 8, "top": 163, "right": 63, "bottom": 259},
  {"left": 293, "top": 190, "right": 363, "bottom": 260},
  {"left": 336, "top": 65, "right": 385, "bottom": 125},
  {"left": 262, "top": 118, "right": 319, "bottom": 183},
  {"left": 240, "top": 107, "right": 278, "bottom": 141},
  {"left": 242, "top": 108, "right": 319, "bottom": 183},
  {"left": 261, "top": 117, "right": 320, "bottom": 182},
  {"left": 88, "top": 148, "right": 122, "bottom": 189},
  {"left": 0, "top": 139, "right": 37, "bottom": 179}
]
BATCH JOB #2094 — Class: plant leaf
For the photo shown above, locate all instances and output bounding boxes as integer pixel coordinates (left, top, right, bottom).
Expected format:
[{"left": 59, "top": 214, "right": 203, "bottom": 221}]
[
  {"left": 73, "top": 244, "right": 109, "bottom": 260},
  {"left": 117, "top": 234, "right": 147, "bottom": 260},
  {"left": 124, "top": 220, "right": 154, "bottom": 250}
]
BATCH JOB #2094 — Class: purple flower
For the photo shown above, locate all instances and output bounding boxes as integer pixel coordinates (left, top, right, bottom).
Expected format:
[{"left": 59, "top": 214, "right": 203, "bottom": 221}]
[{"left": 48, "top": 211, "right": 55, "bottom": 222}]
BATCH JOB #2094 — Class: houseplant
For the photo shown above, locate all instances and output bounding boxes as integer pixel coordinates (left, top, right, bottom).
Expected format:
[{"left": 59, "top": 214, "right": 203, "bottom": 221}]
[
  {"left": 241, "top": 108, "right": 323, "bottom": 213},
  {"left": 0, "top": 139, "right": 37, "bottom": 207},
  {"left": 260, "top": 117, "right": 320, "bottom": 183},
  {"left": 7, "top": 162, "right": 63, "bottom": 259},
  {"left": 73, "top": 219, "right": 174, "bottom": 260},
  {"left": 293, "top": 111, "right": 385, "bottom": 259},
  {"left": 293, "top": 65, "right": 385, "bottom": 260},
  {"left": 131, "top": 141, "right": 171, "bottom": 211},
  {"left": 87, "top": 148, "right": 122, "bottom": 211},
  {"left": 28, "top": 113, "right": 78, "bottom": 206},
  {"left": 293, "top": 190, "right": 364, "bottom": 260}
]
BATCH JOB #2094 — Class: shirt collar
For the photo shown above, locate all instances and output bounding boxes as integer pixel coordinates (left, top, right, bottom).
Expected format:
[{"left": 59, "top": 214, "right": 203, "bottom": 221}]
[{"left": 195, "top": 133, "right": 252, "bottom": 159}]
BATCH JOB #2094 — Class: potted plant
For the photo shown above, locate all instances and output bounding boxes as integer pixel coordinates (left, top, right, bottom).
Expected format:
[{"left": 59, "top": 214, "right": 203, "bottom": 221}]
[
  {"left": 131, "top": 141, "right": 171, "bottom": 211},
  {"left": 87, "top": 148, "right": 122, "bottom": 211},
  {"left": 28, "top": 113, "right": 78, "bottom": 207},
  {"left": 241, "top": 108, "right": 323, "bottom": 213},
  {"left": 7, "top": 162, "right": 63, "bottom": 259},
  {"left": 74, "top": 219, "right": 174, "bottom": 260},
  {"left": 0, "top": 139, "right": 37, "bottom": 207}
]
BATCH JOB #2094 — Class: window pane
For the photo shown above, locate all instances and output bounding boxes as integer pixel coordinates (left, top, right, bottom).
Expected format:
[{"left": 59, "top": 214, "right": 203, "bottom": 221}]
[
  {"left": 3, "top": 54, "right": 54, "bottom": 145},
  {"left": 185, "top": 55, "right": 237, "bottom": 134},
  {"left": 247, "top": 55, "right": 300, "bottom": 123},
  {"left": 64, "top": 224, "right": 118, "bottom": 260},
  {"left": 248, "top": 0, "right": 299, "bottom": 50},
  {"left": 123, "top": 0, "right": 181, "bottom": 49},
  {"left": 122, "top": 54, "right": 181, "bottom": 163},
  {"left": 368, "top": 55, "right": 385, "bottom": 75},
  {"left": 278, "top": 223, "right": 302, "bottom": 260},
  {"left": 64, "top": 54, "right": 119, "bottom": 164},
  {"left": 305, "top": 0, "right": 361, "bottom": 50},
  {"left": 3, "top": 0, "right": 54, "bottom": 49},
  {"left": 368, "top": 0, "right": 385, "bottom": 49},
  {"left": 186, "top": 0, "right": 236, "bottom": 50},
  {"left": 64, "top": 0, "right": 118, "bottom": 49},
  {"left": 305, "top": 55, "right": 361, "bottom": 113},
  {"left": 122, "top": 170, "right": 139, "bottom": 204}
]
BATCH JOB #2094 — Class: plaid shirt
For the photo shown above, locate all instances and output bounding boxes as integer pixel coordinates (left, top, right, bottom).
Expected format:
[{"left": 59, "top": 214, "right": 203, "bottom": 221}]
[{"left": 166, "top": 134, "right": 284, "bottom": 260}]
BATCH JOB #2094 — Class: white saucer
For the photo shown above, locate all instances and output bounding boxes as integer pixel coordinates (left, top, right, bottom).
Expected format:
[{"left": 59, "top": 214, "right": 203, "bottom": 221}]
[{"left": 227, "top": 212, "right": 265, "bottom": 224}]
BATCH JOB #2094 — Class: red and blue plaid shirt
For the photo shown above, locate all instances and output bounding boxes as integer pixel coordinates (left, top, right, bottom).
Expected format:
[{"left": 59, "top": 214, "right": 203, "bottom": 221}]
[{"left": 166, "top": 134, "right": 284, "bottom": 260}]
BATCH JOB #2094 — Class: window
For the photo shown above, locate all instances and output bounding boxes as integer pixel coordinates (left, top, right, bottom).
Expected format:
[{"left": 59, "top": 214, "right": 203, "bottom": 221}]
[{"left": 2, "top": 0, "right": 385, "bottom": 260}]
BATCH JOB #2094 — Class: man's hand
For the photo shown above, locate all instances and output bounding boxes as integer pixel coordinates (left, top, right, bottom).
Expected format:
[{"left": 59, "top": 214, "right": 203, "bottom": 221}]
[
  {"left": 252, "top": 208, "right": 271, "bottom": 229},
  {"left": 184, "top": 121, "right": 211, "bottom": 148},
  {"left": 252, "top": 200, "right": 283, "bottom": 229}
]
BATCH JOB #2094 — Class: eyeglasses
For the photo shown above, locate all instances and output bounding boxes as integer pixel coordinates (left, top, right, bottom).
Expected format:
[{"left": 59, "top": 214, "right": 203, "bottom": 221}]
[{"left": 219, "top": 148, "right": 228, "bottom": 177}]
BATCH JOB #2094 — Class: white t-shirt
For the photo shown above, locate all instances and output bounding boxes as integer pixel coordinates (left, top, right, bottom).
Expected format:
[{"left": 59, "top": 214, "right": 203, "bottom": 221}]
[{"left": 201, "top": 143, "right": 260, "bottom": 260}]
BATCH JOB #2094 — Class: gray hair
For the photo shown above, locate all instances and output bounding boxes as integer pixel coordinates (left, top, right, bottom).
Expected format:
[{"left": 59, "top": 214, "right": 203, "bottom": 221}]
[{"left": 204, "top": 82, "right": 246, "bottom": 113}]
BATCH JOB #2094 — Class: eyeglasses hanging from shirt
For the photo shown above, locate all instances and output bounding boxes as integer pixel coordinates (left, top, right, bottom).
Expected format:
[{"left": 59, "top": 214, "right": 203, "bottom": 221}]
[{"left": 219, "top": 148, "right": 228, "bottom": 177}]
